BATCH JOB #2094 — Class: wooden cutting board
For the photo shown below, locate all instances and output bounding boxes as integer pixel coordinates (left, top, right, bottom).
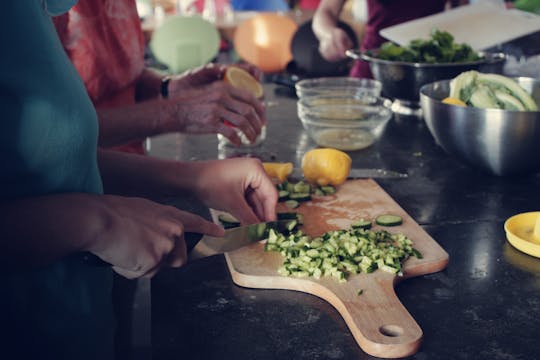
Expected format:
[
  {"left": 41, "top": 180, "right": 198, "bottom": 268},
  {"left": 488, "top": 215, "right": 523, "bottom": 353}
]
[{"left": 217, "top": 179, "right": 449, "bottom": 358}]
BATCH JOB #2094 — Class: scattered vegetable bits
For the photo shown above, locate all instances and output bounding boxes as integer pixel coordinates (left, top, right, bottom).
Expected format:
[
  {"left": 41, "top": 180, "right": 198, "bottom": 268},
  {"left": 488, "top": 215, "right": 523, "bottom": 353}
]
[
  {"left": 276, "top": 180, "right": 337, "bottom": 205},
  {"left": 265, "top": 226, "right": 422, "bottom": 283}
]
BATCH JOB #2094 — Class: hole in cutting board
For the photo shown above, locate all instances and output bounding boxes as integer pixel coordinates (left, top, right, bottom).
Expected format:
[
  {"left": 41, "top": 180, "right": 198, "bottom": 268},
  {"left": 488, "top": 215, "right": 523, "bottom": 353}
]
[{"left": 379, "top": 324, "right": 404, "bottom": 337}]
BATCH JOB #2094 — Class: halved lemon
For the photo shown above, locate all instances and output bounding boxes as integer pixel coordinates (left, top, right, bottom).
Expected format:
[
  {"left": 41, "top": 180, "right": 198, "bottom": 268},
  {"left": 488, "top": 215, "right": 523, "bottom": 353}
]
[
  {"left": 442, "top": 97, "right": 466, "bottom": 107},
  {"left": 224, "top": 66, "right": 264, "bottom": 99},
  {"left": 262, "top": 162, "right": 293, "bottom": 182}
]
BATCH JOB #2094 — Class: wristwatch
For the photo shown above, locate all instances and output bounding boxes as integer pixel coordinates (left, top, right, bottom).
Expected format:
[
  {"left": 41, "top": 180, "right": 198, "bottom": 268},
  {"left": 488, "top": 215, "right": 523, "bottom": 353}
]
[{"left": 160, "top": 76, "right": 171, "bottom": 98}]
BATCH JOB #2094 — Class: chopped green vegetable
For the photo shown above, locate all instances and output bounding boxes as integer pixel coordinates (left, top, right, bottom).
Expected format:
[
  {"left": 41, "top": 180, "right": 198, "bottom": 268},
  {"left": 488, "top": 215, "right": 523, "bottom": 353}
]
[
  {"left": 373, "top": 29, "right": 481, "bottom": 64},
  {"left": 357, "top": 289, "right": 364, "bottom": 296},
  {"left": 264, "top": 225, "right": 421, "bottom": 283},
  {"left": 449, "top": 70, "right": 538, "bottom": 111}
]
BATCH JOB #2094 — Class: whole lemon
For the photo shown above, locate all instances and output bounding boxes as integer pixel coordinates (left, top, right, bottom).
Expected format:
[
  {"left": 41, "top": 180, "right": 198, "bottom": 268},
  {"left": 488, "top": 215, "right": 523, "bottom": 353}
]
[{"left": 301, "top": 148, "right": 351, "bottom": 186}]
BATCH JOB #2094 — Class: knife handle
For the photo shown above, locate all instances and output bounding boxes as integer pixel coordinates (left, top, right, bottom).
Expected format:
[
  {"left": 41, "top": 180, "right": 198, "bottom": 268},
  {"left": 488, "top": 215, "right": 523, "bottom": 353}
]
[{"left": 81, "top": 252, "right": 111, "bottom": 267}]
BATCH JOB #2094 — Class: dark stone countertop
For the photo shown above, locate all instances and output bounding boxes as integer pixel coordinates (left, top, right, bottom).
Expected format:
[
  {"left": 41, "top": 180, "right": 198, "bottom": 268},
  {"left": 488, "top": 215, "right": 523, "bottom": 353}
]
[{"left": 145, "top": 83, "right": 540, "bottom": 360}]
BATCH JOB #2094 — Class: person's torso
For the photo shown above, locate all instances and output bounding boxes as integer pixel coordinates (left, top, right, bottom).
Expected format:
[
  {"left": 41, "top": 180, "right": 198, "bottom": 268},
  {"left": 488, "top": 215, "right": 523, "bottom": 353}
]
[
  {"left": 363, "top": 0, "right": 447, "bottom": 50},
  {"left": 0, "top": 2, "right": 114, "bottom": 358}
]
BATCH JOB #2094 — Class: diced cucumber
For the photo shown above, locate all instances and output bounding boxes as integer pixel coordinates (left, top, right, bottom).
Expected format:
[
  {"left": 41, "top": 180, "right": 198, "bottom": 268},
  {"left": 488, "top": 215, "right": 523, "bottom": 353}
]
[{"left": 264, "top": 221, "right": 420, "bottom": 283}]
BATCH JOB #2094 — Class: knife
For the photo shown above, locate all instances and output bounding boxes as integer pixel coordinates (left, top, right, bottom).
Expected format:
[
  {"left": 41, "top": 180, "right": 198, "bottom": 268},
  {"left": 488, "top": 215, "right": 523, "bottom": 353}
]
[
  {"left": 189, "top": 220, "right": 291, "bottom": 261},
  {"left": 83, "top": 220, "right": 291, "bottom": 266},
  {"left": 290, "top": 167, "right": 408, "bottom": 180}
]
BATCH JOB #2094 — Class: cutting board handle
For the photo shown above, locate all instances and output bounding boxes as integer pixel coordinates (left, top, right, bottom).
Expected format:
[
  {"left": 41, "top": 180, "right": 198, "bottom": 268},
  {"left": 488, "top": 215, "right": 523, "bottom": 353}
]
[
  {"left": 334, "top": 276, "right": 422, "bottom": 358},
  {"left": 226, "top": 251, "right": 422, "bottom": 359}
]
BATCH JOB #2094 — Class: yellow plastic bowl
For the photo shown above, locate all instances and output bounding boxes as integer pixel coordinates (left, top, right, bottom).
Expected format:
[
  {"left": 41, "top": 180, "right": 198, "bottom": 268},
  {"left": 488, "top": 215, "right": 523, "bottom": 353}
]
[{"left": 504, "top": 211, "right": 540, "bottom": 258}]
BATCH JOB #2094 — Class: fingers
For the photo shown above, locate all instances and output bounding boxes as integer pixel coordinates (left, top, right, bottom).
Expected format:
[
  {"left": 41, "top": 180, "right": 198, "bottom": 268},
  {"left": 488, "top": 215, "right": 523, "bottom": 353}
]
[
  {"left": 217, "top": 105, "right": 261, "bottom": 143},
  {"left": 166, "top": 234, "right": 187, "bottom": 268},
  {"left": 246, "top": 172, "right": 279, "bottom": 222},
  {"left": 166, "top": 210, "right": 224, "bottom": 268},
  {"left": 222, "top": 159, "right": 279, "bottom": 224},
  {"left": 319, "top": 28, "right": 353, "bottom": 61},
  {"left": 216, "top": 122, "right": 242, "bottom": 146},
  {"left": 175, "top": 210, "right": 225, "bottom": 237},
  {"left": 220, "top": 87, "right": 265, "bottom": 143},
  {"left": 230, "top": 205, "right": 260, "bottom": 226}
]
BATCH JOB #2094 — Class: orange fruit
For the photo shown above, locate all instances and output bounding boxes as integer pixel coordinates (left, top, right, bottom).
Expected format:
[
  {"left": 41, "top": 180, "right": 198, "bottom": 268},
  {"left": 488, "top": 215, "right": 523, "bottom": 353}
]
[
  {"left": 301, "top": 148, "right": 351, "bottom": 186},
  {"left": 442, "top": 97, "right": 466, "bottom": 107},
  {"left": 224, "top": 66, "right": 264, "bottom": 98},
  {"left": 262, "top": 162, "right": 293, "bottom": 182}
]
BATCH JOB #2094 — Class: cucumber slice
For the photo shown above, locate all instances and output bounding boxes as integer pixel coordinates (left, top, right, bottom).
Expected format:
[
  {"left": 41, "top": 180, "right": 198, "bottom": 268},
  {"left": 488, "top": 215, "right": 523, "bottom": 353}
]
[
  {"left": 288, "top": 192, "right": 311, "bottom": 202},
  {"left": 278, "top": 190, "right": 290, "bottom": 201},
  {"left": 218, "top": 213, "right": 240, "bottom": 228},
  {"left": 320, "top": 185, "right": 336, "bottom": 195},
  {"left": 293, "top": 181, "right": 311, "bottom": 194},
  {"left": 285, "top": 200, "right": 300, "bottom": 209},
  {"left": 277, "top": 212, "right": 299, "bottom": 220},
  {"left": 375, "top": 214, "right": 403, "bottom": 227},
  {"left": 351, "top": 219, "right": 372, "bottom": 230}
]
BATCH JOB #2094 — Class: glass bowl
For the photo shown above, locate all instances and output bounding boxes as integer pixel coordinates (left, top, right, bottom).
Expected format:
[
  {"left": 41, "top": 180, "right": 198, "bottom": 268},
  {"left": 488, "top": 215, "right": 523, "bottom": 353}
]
[
  {"left": 297, "top": 94, "right": 393, "bottom": 151},
  {"left": 295, "top": 77, "right": 382, "bottom": 100}
]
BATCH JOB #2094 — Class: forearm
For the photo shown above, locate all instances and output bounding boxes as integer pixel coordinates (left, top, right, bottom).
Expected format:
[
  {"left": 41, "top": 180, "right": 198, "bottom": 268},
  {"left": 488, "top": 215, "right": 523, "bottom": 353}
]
[
  {"left": 0, "top": 194, "right": 106, "bottom": 269},
  {"left": 97, "top": 149, "right": 212, "bottom": 199},
  {"left": 313, "top": 0, "right": 346, "bottom": 40},
  {"left": 97, "top": 89, "right": 216, "bottom": 147},
  {"left": 97, "top": 99, "right": 170, "bottom": 147}
]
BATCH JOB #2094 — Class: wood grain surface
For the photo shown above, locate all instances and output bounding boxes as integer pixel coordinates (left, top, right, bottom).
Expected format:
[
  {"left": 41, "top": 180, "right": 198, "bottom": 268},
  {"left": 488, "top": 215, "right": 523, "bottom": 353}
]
[{"left": 215, "top": 179, "right": 449, "bottom": 358}]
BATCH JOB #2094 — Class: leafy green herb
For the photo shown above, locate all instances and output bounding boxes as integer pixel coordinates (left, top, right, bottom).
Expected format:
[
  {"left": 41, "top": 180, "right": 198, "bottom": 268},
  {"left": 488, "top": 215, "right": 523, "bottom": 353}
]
[{"left": 373, "top": 29, "right": 481, "bottom": 64}]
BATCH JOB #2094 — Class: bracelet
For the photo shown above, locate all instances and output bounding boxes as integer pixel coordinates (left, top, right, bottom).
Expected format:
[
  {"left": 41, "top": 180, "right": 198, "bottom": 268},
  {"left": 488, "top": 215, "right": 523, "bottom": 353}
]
[{"left": 160, "top": 76, "right": 171, "bottom": 98}]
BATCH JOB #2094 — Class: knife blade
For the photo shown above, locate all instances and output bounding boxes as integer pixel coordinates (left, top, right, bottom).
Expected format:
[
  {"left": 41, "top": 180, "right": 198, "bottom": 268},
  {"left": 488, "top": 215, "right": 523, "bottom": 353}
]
[
  {"left": 189, "top": 220, "right": 290, "bottom": 261},
  {"left": 290, "top": 167, "right": 408, "bottom": 180}
]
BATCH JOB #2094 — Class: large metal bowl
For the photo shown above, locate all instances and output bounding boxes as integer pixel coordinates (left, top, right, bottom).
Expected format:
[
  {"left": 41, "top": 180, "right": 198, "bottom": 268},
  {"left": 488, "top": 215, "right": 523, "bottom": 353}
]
[
  {"left": 420, "top": 77, "right": 540, "bottom": 176},
  {"left": 346, "top": 49, "right": 506, "bottom": 104}
]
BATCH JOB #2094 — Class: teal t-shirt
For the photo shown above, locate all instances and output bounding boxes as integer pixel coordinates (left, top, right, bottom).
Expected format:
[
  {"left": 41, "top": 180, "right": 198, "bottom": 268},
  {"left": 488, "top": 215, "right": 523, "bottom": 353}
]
[{"left": 0, "top": 1, "right": 114, "bottom": 358}]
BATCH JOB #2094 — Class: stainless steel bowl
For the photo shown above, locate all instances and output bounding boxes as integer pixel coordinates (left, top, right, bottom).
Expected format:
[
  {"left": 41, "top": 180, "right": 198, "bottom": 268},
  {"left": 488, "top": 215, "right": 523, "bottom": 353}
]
[
  {"left": 420, "top": 77, "right": 540, "bottom": 176},
  {"left": 346, "top": 49, "right": 506, "bottom": 104}
]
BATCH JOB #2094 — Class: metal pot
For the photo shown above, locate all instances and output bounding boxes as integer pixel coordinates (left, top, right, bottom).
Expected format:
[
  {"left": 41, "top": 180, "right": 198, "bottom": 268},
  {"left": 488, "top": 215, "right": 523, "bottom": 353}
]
[{"left": 346, "top": 49, "right": 506, "bottom": 104}]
